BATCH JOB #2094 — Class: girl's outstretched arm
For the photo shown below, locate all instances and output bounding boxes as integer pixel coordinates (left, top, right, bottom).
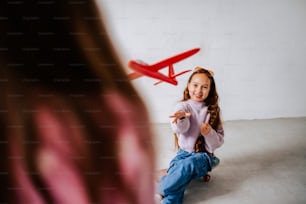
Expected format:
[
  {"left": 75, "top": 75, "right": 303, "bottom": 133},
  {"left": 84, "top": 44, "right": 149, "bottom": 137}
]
[
  {"left": 170, "top": 110, "right": 191, "bottom": 134},
  {"left": 169, "top": 111, "right": 191, "bottom": 124}
]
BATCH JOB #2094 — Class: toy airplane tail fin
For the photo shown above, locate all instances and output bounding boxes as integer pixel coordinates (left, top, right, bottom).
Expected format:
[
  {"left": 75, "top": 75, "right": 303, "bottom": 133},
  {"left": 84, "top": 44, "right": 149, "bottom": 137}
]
[
  {"left": 154, "top": 69, "right": 191, "bottom": 85},
  {"left": 168, "top": 64, "right": 174, "bottom": 77}
]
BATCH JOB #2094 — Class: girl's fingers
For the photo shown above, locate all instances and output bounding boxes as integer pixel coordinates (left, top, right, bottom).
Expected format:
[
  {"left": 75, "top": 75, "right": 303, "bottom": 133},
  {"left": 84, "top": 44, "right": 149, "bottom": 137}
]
[
  {"left": 201, "top": 123, "right": 211, "bottom": 135},
  {"left": 169, "top": 111, "right": 191, "bottom": 121},
  {"left": 204, "top": 113, "right": 210, "bottom": 123},
  {"left": 185, "top": 112, "right": 191, "bottom": 117}
]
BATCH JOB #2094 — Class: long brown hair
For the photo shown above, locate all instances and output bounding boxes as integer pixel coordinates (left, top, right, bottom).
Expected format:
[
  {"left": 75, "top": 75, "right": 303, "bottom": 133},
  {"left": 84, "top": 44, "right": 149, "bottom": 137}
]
[
  {"left": 174, "top": 67, "right": 222, "bottom": 149},
  {"left": 0, "top": 1, "right": 154, "bottom": 203}
]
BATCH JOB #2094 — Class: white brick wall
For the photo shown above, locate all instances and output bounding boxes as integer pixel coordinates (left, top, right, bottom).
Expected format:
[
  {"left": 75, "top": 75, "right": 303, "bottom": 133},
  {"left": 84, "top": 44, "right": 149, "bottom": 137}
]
[{"left": 98, "top": 0, "right": 306, "bottom": 123}]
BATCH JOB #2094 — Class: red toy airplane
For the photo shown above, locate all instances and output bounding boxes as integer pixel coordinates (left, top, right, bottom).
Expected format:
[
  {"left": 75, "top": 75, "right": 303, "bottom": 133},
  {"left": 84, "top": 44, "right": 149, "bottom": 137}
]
[{"left": 127, "top": 48, "right": 200, "bottom": 86}]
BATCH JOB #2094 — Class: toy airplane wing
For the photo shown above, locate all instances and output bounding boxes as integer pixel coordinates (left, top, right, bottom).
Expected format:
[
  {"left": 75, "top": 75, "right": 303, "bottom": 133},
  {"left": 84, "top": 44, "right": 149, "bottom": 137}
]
[
  {"left": 127, "top": 48, "right": 200, "bottom": 86},
  {"left": 149, "top": 48, "right": 200, "bottom": 71},
  {"left": 128, "top": 71, "right": 143, "bottom": 80}
]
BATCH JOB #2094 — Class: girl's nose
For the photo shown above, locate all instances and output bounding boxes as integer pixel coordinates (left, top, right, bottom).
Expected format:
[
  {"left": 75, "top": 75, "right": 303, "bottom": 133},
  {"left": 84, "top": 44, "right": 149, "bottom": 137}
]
[{"left": 196, "top": 87, "right": 202, "bottom": 93}]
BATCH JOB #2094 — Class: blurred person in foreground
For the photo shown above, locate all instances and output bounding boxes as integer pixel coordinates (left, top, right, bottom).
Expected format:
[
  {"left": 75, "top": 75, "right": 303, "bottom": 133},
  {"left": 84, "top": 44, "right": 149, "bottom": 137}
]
[{"left": 0, "top": 0, "right": 155, "bottom": 203}]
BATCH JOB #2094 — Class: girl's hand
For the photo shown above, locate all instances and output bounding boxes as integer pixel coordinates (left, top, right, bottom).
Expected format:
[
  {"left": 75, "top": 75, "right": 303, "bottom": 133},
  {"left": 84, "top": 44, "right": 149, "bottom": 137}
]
[
  {"left": 201, "top": 123, "right": 211, "bottom": 135},
  {"left": 169, "top": 111, "right": 191, "bottom": 124}
]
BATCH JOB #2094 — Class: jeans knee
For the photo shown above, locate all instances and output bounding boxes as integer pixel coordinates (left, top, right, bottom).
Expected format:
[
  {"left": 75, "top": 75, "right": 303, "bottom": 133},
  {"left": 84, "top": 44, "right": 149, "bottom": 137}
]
[
  {"left": 175, "top": 155, "right": 208, "bottom": 177},
  {"left": 210, "top": 155, "right": 220, "bottom": 168}
]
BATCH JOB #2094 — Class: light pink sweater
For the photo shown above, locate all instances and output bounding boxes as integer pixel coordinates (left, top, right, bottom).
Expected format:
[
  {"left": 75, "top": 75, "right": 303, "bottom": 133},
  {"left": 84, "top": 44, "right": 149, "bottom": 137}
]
[{"left": 171, "top": 100, "right": 224, "bottom": 153}]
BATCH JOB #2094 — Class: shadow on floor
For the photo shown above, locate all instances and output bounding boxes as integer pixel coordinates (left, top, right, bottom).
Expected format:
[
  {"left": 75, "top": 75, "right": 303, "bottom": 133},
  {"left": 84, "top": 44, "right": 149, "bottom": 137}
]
[{"left": 183, "top": 142, "right": 306, "bottom": 203}]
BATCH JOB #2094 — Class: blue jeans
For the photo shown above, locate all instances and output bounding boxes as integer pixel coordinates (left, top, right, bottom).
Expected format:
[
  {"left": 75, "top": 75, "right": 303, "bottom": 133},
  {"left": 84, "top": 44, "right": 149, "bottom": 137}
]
[{"left": 158, "top": 149, "right": 219, "bottom": 204}]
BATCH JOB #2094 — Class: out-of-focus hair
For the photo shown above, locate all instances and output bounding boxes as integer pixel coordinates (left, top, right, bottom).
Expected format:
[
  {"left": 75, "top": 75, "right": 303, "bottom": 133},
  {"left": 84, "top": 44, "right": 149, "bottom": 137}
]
[{"left": 0, "top": 1, "right": 154, "bottom": 203}]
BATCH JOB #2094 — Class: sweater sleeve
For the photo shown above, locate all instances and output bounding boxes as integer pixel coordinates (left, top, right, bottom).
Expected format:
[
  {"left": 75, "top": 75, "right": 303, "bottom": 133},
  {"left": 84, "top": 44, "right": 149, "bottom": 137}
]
[
  {"left": 171, "top": 117, "right": 190, "bottom": 134},
  {"left": 203, "top": 124, "right": 224, "bottom": 153},
  {"left": 170, "top": 102, "right": 190, "bottom": 134}
]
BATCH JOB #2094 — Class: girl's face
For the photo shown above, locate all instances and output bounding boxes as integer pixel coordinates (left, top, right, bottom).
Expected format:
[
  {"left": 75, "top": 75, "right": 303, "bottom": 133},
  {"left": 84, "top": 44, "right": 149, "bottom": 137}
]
[{"left": 187, "top": 73, "right": 211, "bottom": 102}]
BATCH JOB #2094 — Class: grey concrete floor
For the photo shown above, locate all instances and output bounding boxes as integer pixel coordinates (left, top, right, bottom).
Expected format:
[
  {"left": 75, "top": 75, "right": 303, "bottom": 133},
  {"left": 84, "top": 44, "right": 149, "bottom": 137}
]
[{"left": 152, "top": 117, "right": 306, "bottom": 204}]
